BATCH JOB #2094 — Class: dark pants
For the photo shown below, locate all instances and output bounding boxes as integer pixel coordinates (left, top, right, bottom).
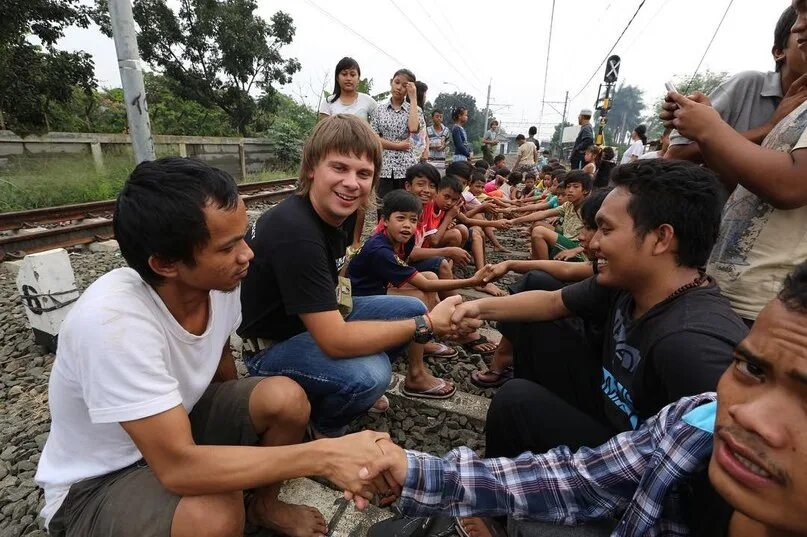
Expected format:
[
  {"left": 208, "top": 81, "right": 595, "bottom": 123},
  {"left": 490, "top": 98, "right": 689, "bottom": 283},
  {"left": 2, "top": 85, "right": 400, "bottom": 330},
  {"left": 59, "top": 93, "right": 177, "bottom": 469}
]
[
  {"left": 376, "top": 176, "right": 406, "bottom": 219},
  {"left": 569, "top": 152, "right": 585, "bottom": 170},
  {"left": 487, "top": 270, "right": 614, "bottom": 458}
]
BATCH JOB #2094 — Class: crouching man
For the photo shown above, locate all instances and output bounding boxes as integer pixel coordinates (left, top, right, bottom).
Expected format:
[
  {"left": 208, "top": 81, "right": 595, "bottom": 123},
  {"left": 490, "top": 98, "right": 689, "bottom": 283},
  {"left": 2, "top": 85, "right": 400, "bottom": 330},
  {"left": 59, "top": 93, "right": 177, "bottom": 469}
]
[{"left": 34, "top": 157, "right": 416, "bottom": 537}]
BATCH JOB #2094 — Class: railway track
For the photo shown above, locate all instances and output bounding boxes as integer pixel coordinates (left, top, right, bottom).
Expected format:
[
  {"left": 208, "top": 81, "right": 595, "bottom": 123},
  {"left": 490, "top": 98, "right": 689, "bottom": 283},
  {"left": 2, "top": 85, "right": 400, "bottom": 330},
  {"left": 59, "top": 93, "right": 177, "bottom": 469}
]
[{"left": 0, "top": 178, "right": 297, "bottom": 261}]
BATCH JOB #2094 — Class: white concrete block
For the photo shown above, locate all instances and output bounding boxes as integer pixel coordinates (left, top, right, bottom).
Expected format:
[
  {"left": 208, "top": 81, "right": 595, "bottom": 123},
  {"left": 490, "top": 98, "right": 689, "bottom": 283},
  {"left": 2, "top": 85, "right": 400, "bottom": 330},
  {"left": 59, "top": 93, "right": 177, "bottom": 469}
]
[
  {"left": 15, "top": 227, "right": 47, "bottom": 235},
  {"left": 89, "top": 239, "right": 119, "bottom": 253},
  {"left": 2, "top": 259, "right": 24, "bottom": 276}
]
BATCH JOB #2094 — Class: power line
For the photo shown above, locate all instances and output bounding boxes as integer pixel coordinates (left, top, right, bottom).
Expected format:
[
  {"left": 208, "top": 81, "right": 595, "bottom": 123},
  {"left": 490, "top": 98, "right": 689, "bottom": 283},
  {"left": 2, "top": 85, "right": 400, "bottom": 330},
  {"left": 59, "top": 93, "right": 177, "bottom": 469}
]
[
  {"left": 622, "top": 0, "right": 669, "bottom": 52},
  {"left": 537, "top": 0, "right": 557, "bottom": 140},
  {"left": 412, "top": 0, "right": 485, "bottom": 87},
  {"left": 302, "top": 0, "right": 404, "bottom": 65},
  {"left": 683, "top": 0, "right": 735, "bottom": 94},
  {"left": 387, "top": 0, "right": 482, "bottom": 94},
  {"left": 571, "top": 0, "right": 647, "bottom": 101}
]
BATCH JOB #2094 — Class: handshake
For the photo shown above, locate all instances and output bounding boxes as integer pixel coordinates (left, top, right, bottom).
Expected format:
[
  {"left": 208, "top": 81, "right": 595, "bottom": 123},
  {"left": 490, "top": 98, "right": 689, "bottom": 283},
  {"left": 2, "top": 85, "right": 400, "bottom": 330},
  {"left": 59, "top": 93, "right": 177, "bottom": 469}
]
[{"left": 318, "top": 432, "right": 409, "bottom": 510}]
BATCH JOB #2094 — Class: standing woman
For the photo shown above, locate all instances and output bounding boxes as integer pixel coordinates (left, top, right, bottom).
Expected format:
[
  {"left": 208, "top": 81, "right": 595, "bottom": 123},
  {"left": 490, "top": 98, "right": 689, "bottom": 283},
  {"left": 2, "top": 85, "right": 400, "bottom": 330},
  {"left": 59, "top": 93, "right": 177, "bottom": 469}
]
[
  {"left": 427, "top": 109, "right": 450, "bottom": 173},
  {"left": 451, "top": 107, "right": 472, "bottom": 162},
  {"left": 412, "top": 81, "right": 429, "bottom": 162},
  {"left": 370, "top": 68, "right": 425, "bottom": 200},
  {"left": 482, "top": 120, "right": 499, "bottom": 164},
  {"left": 318, "top": 57, "right": 378, "bottom": 122},
  {"left": 620, "top": 124, "right": 647, "bottom": 164}
]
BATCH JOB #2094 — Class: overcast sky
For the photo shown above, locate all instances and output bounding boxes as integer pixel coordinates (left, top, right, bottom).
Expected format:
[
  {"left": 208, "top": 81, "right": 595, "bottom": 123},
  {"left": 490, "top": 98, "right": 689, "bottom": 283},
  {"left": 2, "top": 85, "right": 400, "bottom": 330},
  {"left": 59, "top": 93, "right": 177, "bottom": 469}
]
[{"left": 59, "top": 0, "right": 791, "bottom": 140}]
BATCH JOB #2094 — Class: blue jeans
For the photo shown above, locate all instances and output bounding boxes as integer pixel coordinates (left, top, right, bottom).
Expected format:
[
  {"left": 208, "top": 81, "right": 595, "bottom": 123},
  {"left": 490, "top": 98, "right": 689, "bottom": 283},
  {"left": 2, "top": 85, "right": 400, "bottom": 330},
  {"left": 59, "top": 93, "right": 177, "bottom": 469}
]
[
  {"left": 453, "top": 155, "right": 468, "bottom": 162},
  {"left": 243, "top": 295, "right": 427, "bottom": 436}
]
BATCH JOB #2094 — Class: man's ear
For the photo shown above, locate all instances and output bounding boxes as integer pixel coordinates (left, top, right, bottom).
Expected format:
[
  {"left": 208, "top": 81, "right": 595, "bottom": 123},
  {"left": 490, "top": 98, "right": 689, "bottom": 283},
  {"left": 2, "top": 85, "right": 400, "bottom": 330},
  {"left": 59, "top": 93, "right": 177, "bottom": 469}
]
[
  {"left": 148, "top": 254, "right": 181, "bottom": 280},
  {"left": 651, "top": 223, "right": 676, "bottom": 256},
  {"left": 772, "top": 46, "right": 786, "bottom": 65}
]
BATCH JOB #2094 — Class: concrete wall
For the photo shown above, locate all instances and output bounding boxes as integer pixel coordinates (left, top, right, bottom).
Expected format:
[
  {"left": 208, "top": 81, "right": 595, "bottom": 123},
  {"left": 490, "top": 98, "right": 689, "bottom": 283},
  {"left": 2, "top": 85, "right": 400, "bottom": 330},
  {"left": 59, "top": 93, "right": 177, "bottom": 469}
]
[{"left": 0, "top": 131, "right": 275, "bottom": 180}]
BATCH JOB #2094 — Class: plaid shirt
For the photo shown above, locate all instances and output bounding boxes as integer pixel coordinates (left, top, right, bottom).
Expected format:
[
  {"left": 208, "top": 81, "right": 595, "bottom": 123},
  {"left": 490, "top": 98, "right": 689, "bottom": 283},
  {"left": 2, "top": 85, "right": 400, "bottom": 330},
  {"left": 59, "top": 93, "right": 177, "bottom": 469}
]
[{"left": 399, "top": 394, "right": 717, "bottom": 536}]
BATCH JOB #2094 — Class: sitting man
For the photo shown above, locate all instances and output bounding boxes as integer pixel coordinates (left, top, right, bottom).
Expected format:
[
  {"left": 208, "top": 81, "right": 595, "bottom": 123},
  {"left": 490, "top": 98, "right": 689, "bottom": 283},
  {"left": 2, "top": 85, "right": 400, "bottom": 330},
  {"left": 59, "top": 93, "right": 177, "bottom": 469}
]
[
  {"left": 361, "top": 259, "right": 807, "bottom": 537},
  {"left": 238, "top": 114, "right": 462, "bottom": 437},
  {"left": 34, "top": 157, "right": 398, "bottom": 537}
]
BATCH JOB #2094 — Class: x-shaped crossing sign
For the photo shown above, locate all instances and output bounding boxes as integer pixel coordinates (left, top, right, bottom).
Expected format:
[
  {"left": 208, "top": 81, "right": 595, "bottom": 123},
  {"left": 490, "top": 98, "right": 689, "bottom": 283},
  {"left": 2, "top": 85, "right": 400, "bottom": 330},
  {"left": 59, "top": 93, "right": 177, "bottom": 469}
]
[{"left": 604, "top": 55, "right": 621, "bottom": 83}]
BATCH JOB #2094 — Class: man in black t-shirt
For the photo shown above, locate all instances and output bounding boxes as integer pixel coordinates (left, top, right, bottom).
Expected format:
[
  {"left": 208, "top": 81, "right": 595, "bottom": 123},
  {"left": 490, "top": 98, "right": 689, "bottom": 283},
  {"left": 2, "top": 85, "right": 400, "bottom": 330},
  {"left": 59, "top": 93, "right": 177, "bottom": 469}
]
[
  {"left": 455, "top": 160, "right": 748, "bottom": 455},
  {"left": 238, "top": 115, "right": 464, "bottom": 438}
]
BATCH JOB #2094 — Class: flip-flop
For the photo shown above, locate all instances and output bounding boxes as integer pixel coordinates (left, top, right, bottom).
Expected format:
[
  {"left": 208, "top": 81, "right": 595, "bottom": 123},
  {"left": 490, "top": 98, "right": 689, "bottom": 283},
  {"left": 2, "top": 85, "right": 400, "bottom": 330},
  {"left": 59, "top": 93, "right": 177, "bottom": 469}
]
[
  {"left": 459, "top": 334, "right": 498, "bottom": 358},
  {"left": 423, "top": 342, "right": 459, "bottom": 359},
  {"left": 470, "top": 366, "right": 514, "bottom": 388},
  {"left": 367, "top": 515, "right": 454, "bottom": 537},
  {"left": 401, "top": 378, "right": 456, "bottom": 400},
  {"left": 455, "top": 516, "right": 507, "bottom": 537},
  {"left": 368, "top": 394, "right": 390, "bottom": 414}
]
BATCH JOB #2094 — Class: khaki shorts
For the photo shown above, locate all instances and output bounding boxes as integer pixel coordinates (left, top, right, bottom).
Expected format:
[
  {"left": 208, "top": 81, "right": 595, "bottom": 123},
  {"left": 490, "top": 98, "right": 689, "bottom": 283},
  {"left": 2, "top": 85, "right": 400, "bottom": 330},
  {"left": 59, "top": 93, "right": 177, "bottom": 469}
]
[{"left": 47, "top": 377, "right": 264, "bottom": 537}]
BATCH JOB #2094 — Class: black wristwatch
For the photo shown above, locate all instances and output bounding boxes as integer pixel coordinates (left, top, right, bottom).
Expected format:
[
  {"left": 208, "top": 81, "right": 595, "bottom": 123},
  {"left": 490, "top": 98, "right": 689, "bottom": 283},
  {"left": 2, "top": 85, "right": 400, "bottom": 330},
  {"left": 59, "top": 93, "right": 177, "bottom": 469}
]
[{"left": 413, "top": 315, "right": 433, "bottom": 343}]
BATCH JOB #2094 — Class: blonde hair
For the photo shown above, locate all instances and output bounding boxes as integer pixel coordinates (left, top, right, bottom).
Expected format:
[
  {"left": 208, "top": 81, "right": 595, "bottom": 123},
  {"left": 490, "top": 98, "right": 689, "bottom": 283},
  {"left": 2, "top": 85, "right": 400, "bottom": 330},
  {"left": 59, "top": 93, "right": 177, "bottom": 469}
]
[{"left": 298, "top": 114, "right": 383, "bottom": 208}]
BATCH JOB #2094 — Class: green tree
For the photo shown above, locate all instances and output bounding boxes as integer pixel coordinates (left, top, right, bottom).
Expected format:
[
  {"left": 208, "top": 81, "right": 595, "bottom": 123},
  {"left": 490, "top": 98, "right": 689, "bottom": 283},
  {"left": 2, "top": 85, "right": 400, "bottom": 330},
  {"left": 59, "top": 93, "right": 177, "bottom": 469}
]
[
  {"left": 432, "top": 91, "right": 485, "bottom": 149},
  {"left": 644, "top": 69, "right": 729, "bottom": 138},
  {"left": 96, "top": 0, "right": 301, "bottom": 136},
  {"left": 144, "top": 73, "right": 236, "bottom": 136},
  {"left": 0, "top": 0, "right": 98, "bottom": 133},
  {"left": 549, "top": 121, "right": 573, "bottom": 156},
  {"left": 602, "top": 83, "right": 646, "bottom": 145}
]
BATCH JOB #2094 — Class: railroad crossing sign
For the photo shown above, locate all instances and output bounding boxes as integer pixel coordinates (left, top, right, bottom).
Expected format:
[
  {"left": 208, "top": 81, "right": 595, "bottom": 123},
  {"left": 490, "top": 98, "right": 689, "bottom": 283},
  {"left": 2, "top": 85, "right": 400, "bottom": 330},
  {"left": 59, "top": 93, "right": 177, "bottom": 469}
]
[{"left": 604, "top": 55, "right": 621, "bottom": 83}]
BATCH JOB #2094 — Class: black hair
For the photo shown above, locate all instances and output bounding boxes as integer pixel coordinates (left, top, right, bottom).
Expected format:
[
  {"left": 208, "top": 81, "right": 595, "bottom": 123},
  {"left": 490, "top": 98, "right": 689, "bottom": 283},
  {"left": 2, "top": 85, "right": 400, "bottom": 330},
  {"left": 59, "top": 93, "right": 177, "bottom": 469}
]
[
  {"left": 563, "top": 170, "right": 593, "bottom": 192},
  {"left": 602, "top": 146, "right": 616, "bottom": 161},
  {"left": 507, "top": 171, "right": 523, "bottom": 186},
  {"left": 489, "top": 119, "right": 499, "bottom": 128},
  {"left": 524, "top": 171, "right": 537, "bottom": 181},
  {"left": 515, "top": 134, "right": 526, "bottom": 141},
  {"left": 409, "top": 80, "right": 428, "bottom": 109},
  {"left": 541, "top": 165, "right": 553, "bottom": 173},
  {"left": 496, "top": 166, "right": 511, "bottom": 177},
  {"left": 551, "top": 162, "right": 565, "bottom": 170},
  {"left": 474, "top": 160, "right": 490, "bottom": 170},
  {"left": 550, "top": 168, "right": 567, "bottom": 179},
  {"left": 329, "top": 57, "right": 361, "bottom": 104},
  {"left": 469, "top": 170, "right": 486, "bottom": 185},
  {"left": 774, "top": 6, "right": 798, "bottom": 72},
  {"left": 431, "top": 108, "right": 443, "bottom": 117},
  {"left": 779, "top": 260, "right": 807, "bottom": 313},
  {"left": 113, "top": 157, "right": 240, "bottom": 287},
  {"left": 528, "top": 126, "right": 537, "bottom": 136},
  {"left": 609, "top": 159, "right": 722, "bottom": 268},
  {"left": 392, "top": 68, "right": 416, "bottom": 82},
  {"left": 446, "top": 160, "right": 474, "bottom": 180},
  {"left": 580, "top": 187, "right": 612, "bottom": 229},
  {"left": 595, "top": 160, "right": 616, "bottom": 188},
  {"left": 439, "top": 174, "right": 463, "bottom": 194},
  {"left": 451, "top": 107, "right": 467, "bottom": 121},
  {"left": 381, "top": 189, "right": 422, "bottom": 220},
  {"left": 404, "top": 162, "right": 441, "bottom": 189},
  {"left": 493, "top": 154, "right": 506, "bottom": 164},
  {"left": 634, "top": 124, "right": 648, "bottom": 145}
]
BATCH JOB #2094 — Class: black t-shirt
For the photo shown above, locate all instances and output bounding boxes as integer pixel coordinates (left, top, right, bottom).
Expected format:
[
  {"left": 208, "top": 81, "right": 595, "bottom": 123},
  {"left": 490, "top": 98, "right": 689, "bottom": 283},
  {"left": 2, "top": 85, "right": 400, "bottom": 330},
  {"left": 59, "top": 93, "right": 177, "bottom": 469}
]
[
  {"left": 347, "top": 231, "right": 417, "bottom": 297},
  {"left": 561, "top": 276, "right": 748, "bottom": 432},
  {"left": 238, "top": 195, "right": 356, "bottom": 342}
]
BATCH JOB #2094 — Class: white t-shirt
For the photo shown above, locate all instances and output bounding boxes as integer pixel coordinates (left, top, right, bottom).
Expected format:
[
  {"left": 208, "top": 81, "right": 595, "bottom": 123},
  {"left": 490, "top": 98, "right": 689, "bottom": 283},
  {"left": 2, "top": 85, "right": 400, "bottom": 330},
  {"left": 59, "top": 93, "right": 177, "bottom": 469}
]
[
  {"left": 35, "top": 268, "right": 241, "bottom": 528},
  {"left": 621, "top": 139, "right": 645, "bottom": 163},
  {"left": 318, "top": 92, "right": 378, "bottom": 122}
]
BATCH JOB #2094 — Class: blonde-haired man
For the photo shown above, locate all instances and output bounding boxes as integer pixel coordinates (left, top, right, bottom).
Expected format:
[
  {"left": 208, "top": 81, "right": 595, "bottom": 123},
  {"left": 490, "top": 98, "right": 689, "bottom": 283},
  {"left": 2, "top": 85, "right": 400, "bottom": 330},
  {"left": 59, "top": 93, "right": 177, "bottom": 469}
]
[{"left": 239, "top": 114, "right": 462, "bottom": 437}]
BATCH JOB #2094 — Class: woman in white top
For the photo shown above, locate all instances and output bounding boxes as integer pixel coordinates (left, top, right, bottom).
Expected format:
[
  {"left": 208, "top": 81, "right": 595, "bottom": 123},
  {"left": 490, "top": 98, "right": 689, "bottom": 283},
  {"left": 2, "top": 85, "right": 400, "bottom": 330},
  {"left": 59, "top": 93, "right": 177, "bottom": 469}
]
[
  {"left": 620, "top": 124, "right": 647, "bottom": 164},
  {"left": 318, "top": 57, "right": 378, "bottom": 122}
]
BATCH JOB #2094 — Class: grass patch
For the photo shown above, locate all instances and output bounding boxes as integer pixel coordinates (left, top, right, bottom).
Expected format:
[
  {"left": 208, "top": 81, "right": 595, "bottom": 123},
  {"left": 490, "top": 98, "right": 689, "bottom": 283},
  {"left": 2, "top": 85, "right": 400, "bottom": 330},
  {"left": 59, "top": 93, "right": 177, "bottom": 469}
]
[{"left": 0, "top": 156, "right": 296, "bottom": 212}]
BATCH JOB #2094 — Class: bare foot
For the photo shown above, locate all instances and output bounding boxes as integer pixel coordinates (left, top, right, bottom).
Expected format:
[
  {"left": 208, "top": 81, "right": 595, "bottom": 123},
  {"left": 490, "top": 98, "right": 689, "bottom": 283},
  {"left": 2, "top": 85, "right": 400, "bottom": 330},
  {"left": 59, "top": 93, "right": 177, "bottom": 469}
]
[
  {"left": 493, "top": 246, "right": 512, "bottom": 253},
  {"left": 248, "top": 495, "right": 327, "bottom": 537},
  {"left": 458, "top": 516, "right": 501, "bottom": 537},
  {"left": 475, "top": 283, "right": 507, "bottom": 296}
]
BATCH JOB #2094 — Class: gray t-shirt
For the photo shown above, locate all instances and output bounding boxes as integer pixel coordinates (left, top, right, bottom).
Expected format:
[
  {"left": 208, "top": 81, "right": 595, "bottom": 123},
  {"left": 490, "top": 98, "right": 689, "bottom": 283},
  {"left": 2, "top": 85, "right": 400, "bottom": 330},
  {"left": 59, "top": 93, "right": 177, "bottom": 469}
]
[{"left": 669, "top": 71, "right": 782, "bottom": 146}]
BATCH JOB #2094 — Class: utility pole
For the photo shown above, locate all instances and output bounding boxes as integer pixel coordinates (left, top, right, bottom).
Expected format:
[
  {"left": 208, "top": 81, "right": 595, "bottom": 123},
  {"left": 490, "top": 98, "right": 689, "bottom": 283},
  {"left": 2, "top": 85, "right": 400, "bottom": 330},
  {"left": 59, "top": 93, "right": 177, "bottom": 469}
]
[
  {"left": 594, "top": 55, "right": 620, "bottom": 146},
  {"left": 108, "top": 0, "right": 155, "bottom": 164},
  {"left": 561, "top": 90, "right": 569, "bottom": 127},
  {"left": 482, "top": 79, "right": 491, "bottom": 129}
]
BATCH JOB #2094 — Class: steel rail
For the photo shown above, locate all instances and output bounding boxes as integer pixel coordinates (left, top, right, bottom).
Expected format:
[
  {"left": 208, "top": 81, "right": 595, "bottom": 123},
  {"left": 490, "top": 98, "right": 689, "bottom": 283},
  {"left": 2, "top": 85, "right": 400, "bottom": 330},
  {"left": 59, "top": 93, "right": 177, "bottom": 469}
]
[{"left": 1, "top": 180, "right": 297, "bottom": 261}]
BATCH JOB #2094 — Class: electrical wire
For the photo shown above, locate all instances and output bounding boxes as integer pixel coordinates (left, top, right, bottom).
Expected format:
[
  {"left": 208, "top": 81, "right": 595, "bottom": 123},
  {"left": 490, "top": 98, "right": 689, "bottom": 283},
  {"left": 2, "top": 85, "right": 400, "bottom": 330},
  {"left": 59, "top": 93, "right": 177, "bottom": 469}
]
[
  {"left": 682, "top": 0, "right": 735, "bottom": 94},
  {"left": 622, "top": 0, "right": 670, "bottom": 52},
  {"left": 537, "top": 0, "right": 557, "bottom": 139},
  {"left": 387, "top": 0, "right": 482, "bottom": 94},
  {"left": 571, "top": 0, "right": 647, "bottom": 101},
  {"left": 303, "top": 0, "right": 404, "bottom": 65}
]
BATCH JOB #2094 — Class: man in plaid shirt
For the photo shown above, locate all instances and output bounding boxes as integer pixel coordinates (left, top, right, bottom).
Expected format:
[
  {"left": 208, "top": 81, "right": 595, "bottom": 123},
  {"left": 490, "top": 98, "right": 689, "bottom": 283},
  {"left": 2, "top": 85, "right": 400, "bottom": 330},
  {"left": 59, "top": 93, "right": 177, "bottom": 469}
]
[{"left": 353, "top": 260, "right": 807, "bottom": 536}]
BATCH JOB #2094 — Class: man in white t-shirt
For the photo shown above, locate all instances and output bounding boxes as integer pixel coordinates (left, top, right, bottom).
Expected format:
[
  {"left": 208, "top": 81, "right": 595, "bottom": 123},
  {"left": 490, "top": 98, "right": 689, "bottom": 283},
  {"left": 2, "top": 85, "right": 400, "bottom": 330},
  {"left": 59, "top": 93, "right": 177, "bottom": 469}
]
[{"left": 35, "top": 158, "right": 398, "bottom": 537}]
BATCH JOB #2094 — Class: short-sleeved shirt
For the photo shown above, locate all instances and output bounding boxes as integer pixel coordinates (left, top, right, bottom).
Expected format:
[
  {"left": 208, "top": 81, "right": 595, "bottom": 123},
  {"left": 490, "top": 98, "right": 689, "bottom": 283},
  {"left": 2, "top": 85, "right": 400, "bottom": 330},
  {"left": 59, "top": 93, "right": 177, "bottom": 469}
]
[
  {"left": 707, "top": 101, "right": 807, "bottom": 320},
  {"left": 621, "top": 140, "right": 645, "bottom": 163},
  {"left": 561, "top": 276, "right": 747, "bottom": 431},
  {"left": 370, "top": 99, "right": 427, "bottom": 178},
  {"left": 348, "top": 232, "right": 417, "bottom": 296},
  {"left": 427, "top": 124, "right": 450, "bottom": 160},
  {"left": 318, "top": 92, "right": 378, "bottom": 122},
  {"left": 418, "top": 201, "right": 443, "bottom": 248},
  {"left": 238, "top": 195, "right": 356, "bottom": 342},
  {"left": 670, "top": 71, "right": 783, "bottom": 147},
  {"left": 36, "top": 268, "right": 241, "bottom": 528},
  {"left": 559, "top": 201, "right": 584, "bottom": 239},
  {"left": 527, "top": 136, "right": 540, "bottom": 150},
  {"left": 452, "top": 124, "right": 471, "bottom": 157},
  {"left": 516, "top": 141, "right": 537, "bottom": 167}
]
